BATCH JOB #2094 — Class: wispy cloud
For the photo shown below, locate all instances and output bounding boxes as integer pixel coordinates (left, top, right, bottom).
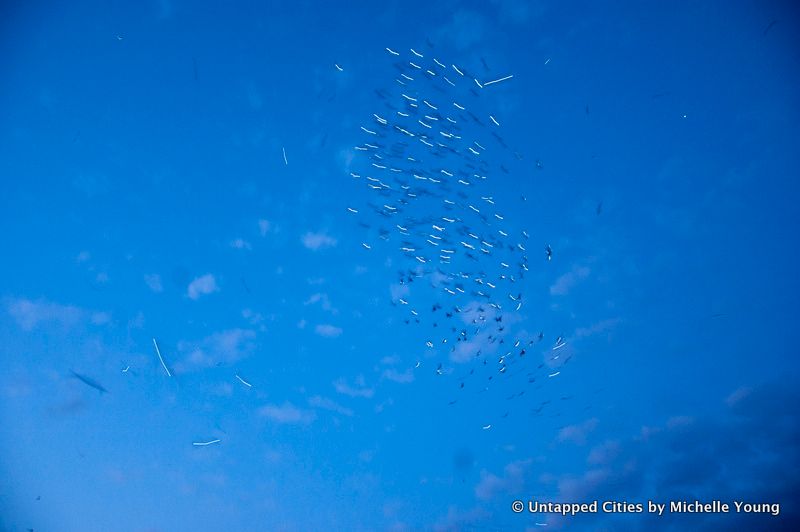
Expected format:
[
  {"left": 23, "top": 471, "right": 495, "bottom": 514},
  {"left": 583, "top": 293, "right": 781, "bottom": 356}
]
[
  {"left": 6, "top": 297, "right": 107, "bottom": 331},
  {"left": 334, "top": 376, "right": 374, "bottom": 398},
  {"left": 308, "top": 395, "right": 354, "bottom": 417},
  {"left": 258, "top": 401, "right": 316, "bottom": 424},
  {"left": 302, "top": 231, "right": 337, "bottom": 251},
  {"left": 258, "top": 219, "right": 271, "bottom": 236},
  {"left": 574, "top": 318, "right": 621, "bottom": 339},
  {"left": 176, "top": 328, "right": 256, "bottom": 372},
  {"left": 144, "top": 274, "right": 163, "bottom": 293},
  {"left": 230, "top": 238, "right": 252, "bottom": 250},
  {"left": 725, "top": 386, "right": 751, "bottom": 407},
  {"left": 557, "top": 418, "right": 599, "bottom": 445},
  {"left": 187, "top": 273, "right": 218, "bottom": 300},
  {"left": 389, "top": 283, "right": 410, "bottom": 302},
  {"left": 315, "top": 324, "right": 342, "bottom": 338},
  {"left": 241, "top": 309, "right": 267, "bottom": 330},
  {"left": 550, "top": 265, "right": 591, "bottom": 295},
  {"left": 337, "top": 148, "right": 356, "bottom": 174},
  {"left": 382, "top": 368, "right": 414, "bottom": 384},
  {"left": 475, "top": 459, "right": 533, "bottom": 501},
  {"left": 304, "top": 293, "right": 335, "bottom": 312},
  {"left": 586, "top": 440, "right": 621, "bottom": 466}
]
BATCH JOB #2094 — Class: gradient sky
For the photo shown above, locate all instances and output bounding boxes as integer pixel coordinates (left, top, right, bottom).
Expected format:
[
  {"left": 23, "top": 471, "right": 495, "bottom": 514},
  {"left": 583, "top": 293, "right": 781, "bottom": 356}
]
[{"left": 1, "top": 1, "right": 799, "bottom": 531}]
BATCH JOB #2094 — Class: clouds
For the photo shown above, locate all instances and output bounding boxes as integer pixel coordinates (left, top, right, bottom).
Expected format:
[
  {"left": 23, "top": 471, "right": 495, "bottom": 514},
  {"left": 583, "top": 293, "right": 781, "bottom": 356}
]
[
  {"left": 381, "top": 368, "right": 414, "bottom": 384},
  {"left": 573, "top": 318, "right": 621, "bottom": 339},
  {"left": 334, "top": 376, "right": 374, "bottom": 398},
  {"left": 546, "top": 382, "right": 800, "bottom": 529},
  {"left": 176, "top": 328, "right": 256, "bottom": 372},
  {"left": 550, "top": 265, "right": 591, "bottom": 296},
  {"left": 258, "top": 219, "right": 271, "bottom": 236},
  {"left": 557, "top": 418, "right": 599, "bottom": 445},
  {"left": 305, "top": 293, "right": 337, "bottom": 314},
  {"left": 586, "top": 440, "right": 621, "bottom": 466},
  {"left": 448, "top": 303, "right": 518, "bottom": 363},
  {"left": 258, "top": 401, "right": 316, "bottom": 425},
  {"left": 314, "top": 324, "right": 342, "bottom": 338},
  {"left": 6, "top": 297, "right": 108, "bottom": 331},
  {"left": 389, "top": 283, "right": 410, "bottom": 302},
  {"left": 450, "top": 327, "right": 496, "bottom": 363},
  {"left": 230, "top": 238, "right": 252, "bottom": 250},
  {"left": 475, "top": 459, "right": 533, "bottom": 501},
  {"left": 259, "top": 396, "right": 354, "bottom": 424},
  {"left": 301, "top": 231, "right": 337, "bottom": 250},
  {"left": 187, "top": 274, "right": 218, "bottom": 300},
  {"left": 308, "top": 395, "right": 354, "bottom": 417},
  {"left": 144, "top": 273, "right": 163, "bottom": 293},
  {"left": 451, "top": 383, "right": 799, "bottom": 530}
]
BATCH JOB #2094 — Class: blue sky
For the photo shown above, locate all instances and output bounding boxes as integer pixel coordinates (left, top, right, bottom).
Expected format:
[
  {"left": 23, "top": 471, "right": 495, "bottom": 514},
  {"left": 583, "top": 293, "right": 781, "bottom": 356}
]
[{"left": 1, "top": 1, "right": 799, "bottom": 531}]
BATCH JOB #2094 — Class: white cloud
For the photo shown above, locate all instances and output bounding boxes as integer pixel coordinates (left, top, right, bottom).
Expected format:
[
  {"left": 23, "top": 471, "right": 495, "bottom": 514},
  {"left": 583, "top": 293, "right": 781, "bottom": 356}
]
[
  {"left": 128, "top": 311, "right": 145, "bottom": 329},
  {"left": 302, "top": 231, "right": 337, "bottom": 250},
  {"left": 574, "top": 318, "right": 621, "bottom": 339},
  {"left": 176, "top": 328, "right": 256, "bottom": 372},
  {"left": 338, "top": 148, "right": 356, "bottom": 174},
  {"left": 308, "top": 395, "right": 354, "bottom": 417},
  {"left": 258, "top": 402, "right": 316, "bottom": 424},
  {"left": 450, "top": 328, "right": 497, "bottom": 363},
  {"left": 334, "top": 376, "right": 374, "bottom": 398},
  {"left": 448, "top": 306, "right": 519, "bottom": 364},
  {"left": 726, "top": 386, "right": 752, "bottom": 407},
  {"left": 258, "top": 219, "right": 271, "bottom": 236},
  {"left": 550, "top": 265, "right": 591, "bottom": 296},
  {"left": 389, "top": 283, "right": 410, "bottom": 302},
  {"left": 475, "top": 459, "right": 533, "bottom": 501},
  {"left": 187, "top": 274, "right": 218, "bottom": 300},
  {"left": 6, "top": 297, "right": 97, "bottom": 331},
  {"left": 241, "top": 309, "right": 267, "bottom": 332},
  {"left": 304, "top": 293, "right": 336, "bottom": 313},
  {"left": 557, "top": 418, "right": 599, "bottom": 445},
  {"left": 587, "top": 440, "right": 621, "bottom": 466},
  {"left": 230, "top": 238, "right": 252, "bottom": 250},
  {"left": 382, "top": 368, "right": 414, "bottom": 384},
  {"left": 314, "top": 324, "right": 342, "bottom": 338},
  {"left": 144, "top": 274, "right": 163, "bottom": 293}
]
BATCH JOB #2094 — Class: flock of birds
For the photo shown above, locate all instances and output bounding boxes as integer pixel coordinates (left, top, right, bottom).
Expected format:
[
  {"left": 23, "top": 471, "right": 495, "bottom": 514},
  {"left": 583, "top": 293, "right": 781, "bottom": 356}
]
[
  {"left": 341, "top": 46, "right": 572, "bottom": 424},
  {"left": 63, "top": 46, "right": 574, "bottom": 437}
]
